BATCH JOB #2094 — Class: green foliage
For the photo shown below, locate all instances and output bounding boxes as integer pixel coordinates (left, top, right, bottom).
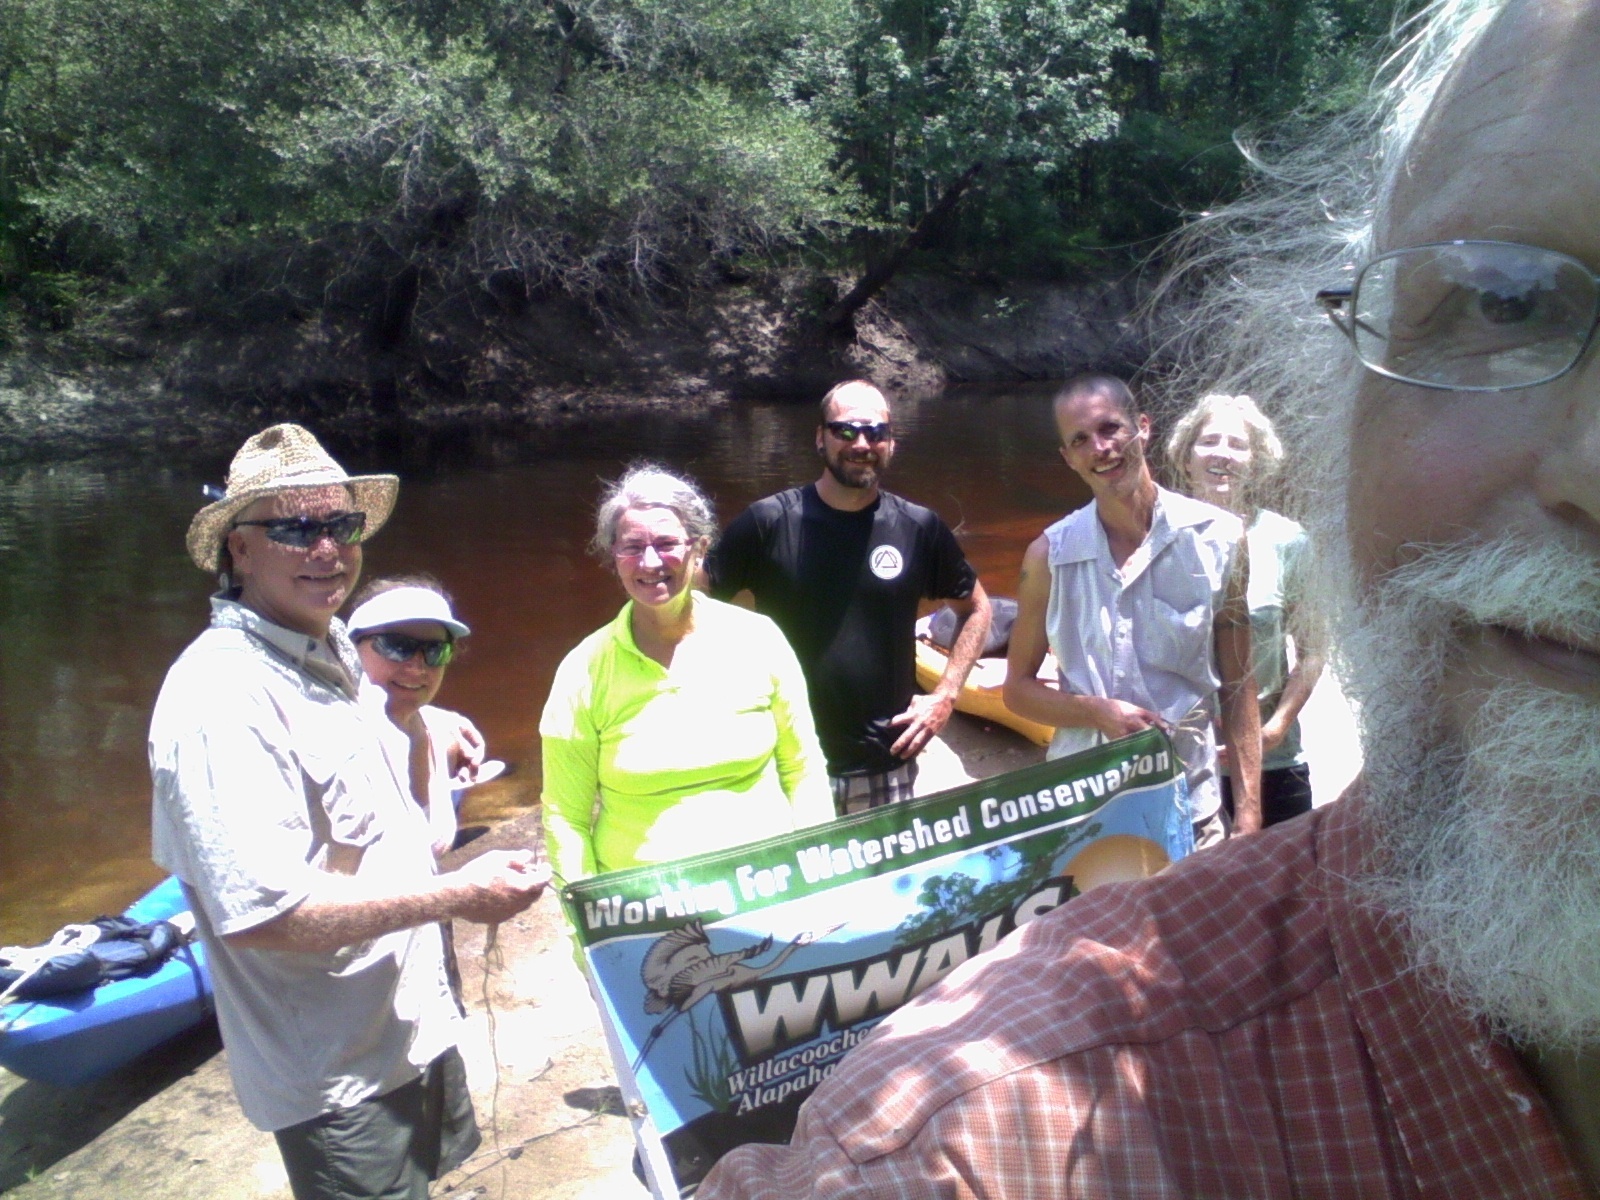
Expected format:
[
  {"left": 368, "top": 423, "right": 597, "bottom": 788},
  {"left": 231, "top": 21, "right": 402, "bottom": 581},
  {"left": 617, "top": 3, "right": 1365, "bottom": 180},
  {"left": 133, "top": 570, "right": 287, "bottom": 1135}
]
[
  {"left": 0, "top": 0, "right": 1420, "bottom": 323},
  {"left": 2, "top": 0, "right": 297, "bottom": 270},
  {"left": 1158, "top": 0, "right": 1410, "bottom": 124},
  {"left": 781, "top": 0, "right": 1138, "bottom": 227},
  {"left": 1092, "top": 0, "right": 1425, "bottom": 247},
  {"left": 894, "top": 821, "right": 1101, "bottom": 946},
  {"left": 1, "top": 0, "right": 861, "bottom": 312},
  {"left": 685, "top": 1006, "right": 737, "bottom": 1111},
  {"left": 1091, "top": 110, "right": 1248, "bottom": 247}
]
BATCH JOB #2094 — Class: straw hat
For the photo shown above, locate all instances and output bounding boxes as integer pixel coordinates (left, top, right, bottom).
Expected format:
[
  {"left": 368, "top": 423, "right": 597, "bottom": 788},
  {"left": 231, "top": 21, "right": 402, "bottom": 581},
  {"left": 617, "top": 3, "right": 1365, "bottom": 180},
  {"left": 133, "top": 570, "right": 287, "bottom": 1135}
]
[{"left": 186, "top": 424, "right": 399, "bottom": 572}]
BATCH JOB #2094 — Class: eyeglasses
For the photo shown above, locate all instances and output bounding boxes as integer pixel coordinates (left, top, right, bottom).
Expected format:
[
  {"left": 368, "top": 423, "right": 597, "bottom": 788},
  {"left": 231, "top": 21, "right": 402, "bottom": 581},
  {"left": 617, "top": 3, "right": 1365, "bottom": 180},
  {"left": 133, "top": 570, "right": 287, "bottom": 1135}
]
[
  {"left": 362, "top": 631, "right": 456, "bottom": 667},
  {"left": 232, "top": 512, "right": 367, "bottom": 548},
  {"left": 824, "top": 420, "right": 893, "bottom": 444},
  {"left": 1317, "top": 240, "right": 1600, "bottom": 392},
  {"left": 613, "top": 537, "right": 695, "bottom": 561}
]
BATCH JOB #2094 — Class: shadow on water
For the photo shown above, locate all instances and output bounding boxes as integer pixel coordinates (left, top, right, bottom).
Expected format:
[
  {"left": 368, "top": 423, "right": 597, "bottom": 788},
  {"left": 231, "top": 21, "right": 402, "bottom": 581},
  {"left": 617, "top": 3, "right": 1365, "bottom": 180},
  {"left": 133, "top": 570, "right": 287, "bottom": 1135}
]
[{"left": 0, "top": 1020, "right": 223, "bottom": 1192}]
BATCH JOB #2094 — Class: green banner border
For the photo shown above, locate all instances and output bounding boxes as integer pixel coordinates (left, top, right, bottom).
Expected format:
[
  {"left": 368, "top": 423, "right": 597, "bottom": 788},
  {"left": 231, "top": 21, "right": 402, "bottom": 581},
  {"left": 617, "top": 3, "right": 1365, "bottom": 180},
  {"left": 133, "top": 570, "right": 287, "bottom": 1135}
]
[{"left": 561, "top": 728, "right": 1177, "bottom": 946}]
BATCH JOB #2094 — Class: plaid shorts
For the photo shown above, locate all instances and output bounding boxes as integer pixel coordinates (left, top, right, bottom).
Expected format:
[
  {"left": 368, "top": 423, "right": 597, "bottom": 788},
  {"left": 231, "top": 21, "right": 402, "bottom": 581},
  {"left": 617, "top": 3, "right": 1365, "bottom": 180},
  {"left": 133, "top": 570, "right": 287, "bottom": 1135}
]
[{"left": 831, "top": 761, "right": 919, "bottom": 815}]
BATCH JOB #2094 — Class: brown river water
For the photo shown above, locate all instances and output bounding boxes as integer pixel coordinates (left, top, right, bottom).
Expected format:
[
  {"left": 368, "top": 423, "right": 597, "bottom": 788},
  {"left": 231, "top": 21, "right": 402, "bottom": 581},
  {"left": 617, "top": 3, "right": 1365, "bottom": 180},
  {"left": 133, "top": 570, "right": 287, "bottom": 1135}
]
[{"left": 0, "top": 385, "right": 1091, "bottom": 944}]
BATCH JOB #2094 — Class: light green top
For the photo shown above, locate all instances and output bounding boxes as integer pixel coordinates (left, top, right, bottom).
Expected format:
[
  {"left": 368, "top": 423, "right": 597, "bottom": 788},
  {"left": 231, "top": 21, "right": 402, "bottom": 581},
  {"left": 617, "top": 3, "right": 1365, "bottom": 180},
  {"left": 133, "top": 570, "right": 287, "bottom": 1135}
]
[
  {"left": 1245, "top": 509, "right": 1310, "bottom": 771},
  {"left": 539, "top": 594, "right": 834, "bottom": 888}
]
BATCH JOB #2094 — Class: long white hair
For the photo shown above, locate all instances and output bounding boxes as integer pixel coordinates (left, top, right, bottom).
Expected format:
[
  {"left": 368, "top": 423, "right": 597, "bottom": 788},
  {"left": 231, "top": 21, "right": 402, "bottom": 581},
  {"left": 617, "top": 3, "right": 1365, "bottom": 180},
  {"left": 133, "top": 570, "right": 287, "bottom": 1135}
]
[
  {"left": 1157, "top": 0, "right": 1503, "bottom": 531},
  {"left": 1166, "top": 0, "right": 1600, "bottom": 1048}
]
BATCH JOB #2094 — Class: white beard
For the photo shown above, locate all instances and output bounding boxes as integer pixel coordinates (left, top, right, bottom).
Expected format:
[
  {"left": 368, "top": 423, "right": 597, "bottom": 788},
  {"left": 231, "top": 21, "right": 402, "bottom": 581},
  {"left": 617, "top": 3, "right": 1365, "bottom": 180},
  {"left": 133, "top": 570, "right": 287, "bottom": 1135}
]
[{"left": 1341, "top": 536, "right": 1600, "bottom": 1050}]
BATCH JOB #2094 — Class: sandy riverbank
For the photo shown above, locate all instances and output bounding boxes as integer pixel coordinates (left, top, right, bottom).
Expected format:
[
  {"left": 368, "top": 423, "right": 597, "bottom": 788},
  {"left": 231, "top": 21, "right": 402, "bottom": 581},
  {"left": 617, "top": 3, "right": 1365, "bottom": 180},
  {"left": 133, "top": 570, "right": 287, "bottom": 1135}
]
[
  {"left": 0, "top": 679, "right": 1360, "bottom": 1200},
  {"left": 0, "top": 716, "right": 1043, "bottom": 1200}
]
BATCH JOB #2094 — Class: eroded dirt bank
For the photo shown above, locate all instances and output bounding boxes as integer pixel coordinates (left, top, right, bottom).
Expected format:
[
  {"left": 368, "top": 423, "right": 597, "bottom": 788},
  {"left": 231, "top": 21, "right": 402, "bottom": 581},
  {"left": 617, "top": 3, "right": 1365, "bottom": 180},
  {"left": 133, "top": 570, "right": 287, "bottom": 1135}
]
[{"left": 0, "top": 269, "right": 1162, "bottom": 462}]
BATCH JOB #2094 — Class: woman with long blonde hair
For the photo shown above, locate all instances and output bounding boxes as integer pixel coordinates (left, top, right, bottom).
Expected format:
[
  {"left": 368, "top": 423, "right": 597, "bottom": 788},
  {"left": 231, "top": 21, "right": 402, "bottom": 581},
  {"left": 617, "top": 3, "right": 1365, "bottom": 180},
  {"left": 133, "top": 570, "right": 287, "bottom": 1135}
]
[{"left": 1167, "top": 394, "right": 1322, "bottom": 827}]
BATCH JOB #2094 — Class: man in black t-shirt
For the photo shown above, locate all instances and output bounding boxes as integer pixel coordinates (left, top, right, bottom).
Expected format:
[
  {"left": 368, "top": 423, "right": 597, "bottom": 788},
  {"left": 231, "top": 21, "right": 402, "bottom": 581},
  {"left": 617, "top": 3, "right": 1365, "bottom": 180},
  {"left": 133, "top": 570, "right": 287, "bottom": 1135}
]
[{"left": 705, "top": 380, "right": 991, "bottom": 813}]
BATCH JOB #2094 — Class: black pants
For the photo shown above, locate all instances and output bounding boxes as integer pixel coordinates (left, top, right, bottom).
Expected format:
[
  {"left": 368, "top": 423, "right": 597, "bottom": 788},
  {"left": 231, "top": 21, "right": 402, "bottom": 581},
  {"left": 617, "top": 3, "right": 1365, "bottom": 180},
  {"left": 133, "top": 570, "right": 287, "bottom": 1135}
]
[{"left": 1221, "top": 763, "right": 1314, "bottom": 829}]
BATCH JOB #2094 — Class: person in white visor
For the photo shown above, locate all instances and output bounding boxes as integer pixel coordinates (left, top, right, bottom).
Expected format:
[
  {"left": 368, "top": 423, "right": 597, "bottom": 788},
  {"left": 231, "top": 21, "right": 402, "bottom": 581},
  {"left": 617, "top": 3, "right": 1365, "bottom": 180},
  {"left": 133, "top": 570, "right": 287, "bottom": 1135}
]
[{"left": 348, "top": 576, "right": 488, "bottom": 858}]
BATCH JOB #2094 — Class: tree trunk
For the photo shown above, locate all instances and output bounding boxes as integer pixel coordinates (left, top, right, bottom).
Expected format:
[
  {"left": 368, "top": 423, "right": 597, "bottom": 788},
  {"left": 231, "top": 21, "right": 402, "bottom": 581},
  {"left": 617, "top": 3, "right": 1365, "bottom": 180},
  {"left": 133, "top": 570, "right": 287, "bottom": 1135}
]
[
  {"left": 822, "top": 162, "right": 983, "bottom": 330},
  {"left": 1122, "top": 0, "right": 1166, "bottom": 113}
]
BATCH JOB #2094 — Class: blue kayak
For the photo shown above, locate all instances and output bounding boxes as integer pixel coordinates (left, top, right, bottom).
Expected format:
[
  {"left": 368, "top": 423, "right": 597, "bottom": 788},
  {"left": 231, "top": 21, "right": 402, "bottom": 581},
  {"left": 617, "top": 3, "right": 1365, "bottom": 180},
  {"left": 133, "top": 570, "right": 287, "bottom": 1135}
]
[{"left": 0, "top": 877, "right": 214, "bottom": 1087}]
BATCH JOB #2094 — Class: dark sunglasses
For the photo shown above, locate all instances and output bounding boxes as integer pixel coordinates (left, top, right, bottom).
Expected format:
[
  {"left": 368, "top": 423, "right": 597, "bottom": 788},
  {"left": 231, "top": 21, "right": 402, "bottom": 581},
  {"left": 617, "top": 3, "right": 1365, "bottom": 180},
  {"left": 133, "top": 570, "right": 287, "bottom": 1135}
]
[
  {"left": 362, "top": 631, "right": 456, "bottom": 667},
  {"left": 232, "top": 512, "right": 367, "bottom": 549},
  {"left": 824, "top": 420, "right": 892, "bottom": 444}
]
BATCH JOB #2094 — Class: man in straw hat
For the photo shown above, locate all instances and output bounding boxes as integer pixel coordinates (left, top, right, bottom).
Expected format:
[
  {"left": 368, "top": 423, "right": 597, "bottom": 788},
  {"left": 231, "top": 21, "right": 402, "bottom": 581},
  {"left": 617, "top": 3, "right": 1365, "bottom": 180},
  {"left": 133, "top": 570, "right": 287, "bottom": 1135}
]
[{"left": 149, "top": 424, "right": 549, "bottom": 1199}]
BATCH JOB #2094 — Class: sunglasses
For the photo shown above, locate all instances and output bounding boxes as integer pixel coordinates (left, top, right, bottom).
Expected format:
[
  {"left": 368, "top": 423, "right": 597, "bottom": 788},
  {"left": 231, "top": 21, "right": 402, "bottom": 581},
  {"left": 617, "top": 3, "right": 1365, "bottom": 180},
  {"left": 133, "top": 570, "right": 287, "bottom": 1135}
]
[
  {"left": 232, "top": 512, "right": 367, "bottom": 549},
  {"left": 824, "top": 420, "right": 892, "bottom": 444},
  {"left": 362, "top": 631, "right": 456, "bottom": 667}
]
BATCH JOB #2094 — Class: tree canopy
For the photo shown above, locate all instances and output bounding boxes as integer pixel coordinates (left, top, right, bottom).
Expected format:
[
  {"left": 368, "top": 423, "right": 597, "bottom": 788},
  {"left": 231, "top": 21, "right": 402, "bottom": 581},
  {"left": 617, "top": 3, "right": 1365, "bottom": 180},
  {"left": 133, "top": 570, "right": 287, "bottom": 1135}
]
[{"left": 0, "top": 0, "right": 1417, "bottom": 329}]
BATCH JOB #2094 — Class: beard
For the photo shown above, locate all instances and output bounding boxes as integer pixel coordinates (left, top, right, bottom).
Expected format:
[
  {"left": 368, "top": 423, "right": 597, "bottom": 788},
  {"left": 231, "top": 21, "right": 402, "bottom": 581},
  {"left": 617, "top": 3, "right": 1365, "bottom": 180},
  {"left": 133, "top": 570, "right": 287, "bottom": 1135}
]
[
  {"left": 821, "top": 444, "right": 885, "bottom": 491},
  {"left": 1341, "top": 535, "right": 1600, "bottom": 1049}
]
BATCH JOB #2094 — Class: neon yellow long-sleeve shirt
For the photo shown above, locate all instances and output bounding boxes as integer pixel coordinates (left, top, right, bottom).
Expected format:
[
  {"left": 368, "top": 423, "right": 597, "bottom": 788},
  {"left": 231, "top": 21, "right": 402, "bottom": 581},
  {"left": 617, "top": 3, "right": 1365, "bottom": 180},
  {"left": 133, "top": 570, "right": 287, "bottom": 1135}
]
[{"left": 539, "top": 595, "right": 834, "bottom": 888}]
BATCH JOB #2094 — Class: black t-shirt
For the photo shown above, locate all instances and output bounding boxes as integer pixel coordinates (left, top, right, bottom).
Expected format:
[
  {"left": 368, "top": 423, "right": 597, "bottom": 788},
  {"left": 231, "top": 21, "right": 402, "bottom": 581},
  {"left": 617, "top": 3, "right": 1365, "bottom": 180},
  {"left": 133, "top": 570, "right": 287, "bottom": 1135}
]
[{"left": 706, "top": 484, "right": 977, "bottom": 776}]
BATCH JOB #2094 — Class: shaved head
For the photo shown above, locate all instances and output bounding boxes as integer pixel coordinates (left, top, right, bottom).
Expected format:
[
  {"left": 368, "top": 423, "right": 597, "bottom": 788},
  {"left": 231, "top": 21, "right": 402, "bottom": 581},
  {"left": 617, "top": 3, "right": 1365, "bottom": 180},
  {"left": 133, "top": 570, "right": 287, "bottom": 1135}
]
[
  {"left": 1052, "top": 375, "right": 1139, "bottom": 427},
  {"left": 820, "top": 380, "right": 890, "bottom": 424}
]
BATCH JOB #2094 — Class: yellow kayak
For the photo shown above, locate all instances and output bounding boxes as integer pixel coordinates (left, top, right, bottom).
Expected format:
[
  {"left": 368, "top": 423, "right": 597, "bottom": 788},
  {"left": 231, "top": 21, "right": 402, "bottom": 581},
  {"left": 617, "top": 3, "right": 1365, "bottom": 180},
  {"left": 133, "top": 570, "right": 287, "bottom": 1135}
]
[{"left": 915, "top": 639, "right": 1057, "bottom": 748}]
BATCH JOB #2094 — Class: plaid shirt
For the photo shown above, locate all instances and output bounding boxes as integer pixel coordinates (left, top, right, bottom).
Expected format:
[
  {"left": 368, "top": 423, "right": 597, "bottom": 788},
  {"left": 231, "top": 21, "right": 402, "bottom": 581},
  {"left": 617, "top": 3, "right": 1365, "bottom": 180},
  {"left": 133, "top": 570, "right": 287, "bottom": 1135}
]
[{"left": 698, "top": 796, "right": 1589, "bottom": 1199}]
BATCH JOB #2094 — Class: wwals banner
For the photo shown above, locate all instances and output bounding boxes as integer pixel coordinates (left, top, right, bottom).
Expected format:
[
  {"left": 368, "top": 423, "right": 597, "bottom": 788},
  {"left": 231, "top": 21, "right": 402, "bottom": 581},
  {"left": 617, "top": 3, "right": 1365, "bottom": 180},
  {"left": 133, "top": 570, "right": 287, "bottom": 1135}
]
[{"left": 561, "top": 729, "right": 1189, "bottom": 1194}]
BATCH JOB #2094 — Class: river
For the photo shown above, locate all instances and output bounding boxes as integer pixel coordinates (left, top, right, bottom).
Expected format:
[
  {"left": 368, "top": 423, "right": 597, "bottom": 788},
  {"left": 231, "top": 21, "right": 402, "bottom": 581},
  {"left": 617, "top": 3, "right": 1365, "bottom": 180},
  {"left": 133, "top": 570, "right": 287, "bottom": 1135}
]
[{"left": 0, "top": 385, "right": 1091, "bottom": 944}]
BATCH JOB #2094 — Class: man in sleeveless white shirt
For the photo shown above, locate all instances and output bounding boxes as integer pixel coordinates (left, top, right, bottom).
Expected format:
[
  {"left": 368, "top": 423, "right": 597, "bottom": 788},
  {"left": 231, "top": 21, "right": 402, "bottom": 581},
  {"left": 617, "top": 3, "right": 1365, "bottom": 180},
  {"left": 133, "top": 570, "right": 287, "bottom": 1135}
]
[{"left": 1004, "top": 375, "right": 1261, "bottom": 843}]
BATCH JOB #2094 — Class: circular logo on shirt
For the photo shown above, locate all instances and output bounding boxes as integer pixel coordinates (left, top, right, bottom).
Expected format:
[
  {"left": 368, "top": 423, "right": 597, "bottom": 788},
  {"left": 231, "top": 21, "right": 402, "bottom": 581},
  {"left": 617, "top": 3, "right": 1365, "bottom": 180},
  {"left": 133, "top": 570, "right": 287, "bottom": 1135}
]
[{"left": 868, "top": 545, "right": 904, "bottom": 580}]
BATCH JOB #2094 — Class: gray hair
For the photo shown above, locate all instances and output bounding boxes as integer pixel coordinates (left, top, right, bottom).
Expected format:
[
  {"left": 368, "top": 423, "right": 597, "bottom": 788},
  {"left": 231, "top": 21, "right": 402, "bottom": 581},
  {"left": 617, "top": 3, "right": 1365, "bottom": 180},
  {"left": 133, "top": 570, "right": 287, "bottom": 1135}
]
[
  {"left": 1156, "top": 0, "right": 1504, "bottom": 652},
  {"left": 590, "top": 464, "right": 718, "bottom": 561},
  {"left": 1157, "top": 0, "right": 1503, "bottom": 525},
  {"left": 1163, "top": 393, "right": 1284, "bottom": 498}
]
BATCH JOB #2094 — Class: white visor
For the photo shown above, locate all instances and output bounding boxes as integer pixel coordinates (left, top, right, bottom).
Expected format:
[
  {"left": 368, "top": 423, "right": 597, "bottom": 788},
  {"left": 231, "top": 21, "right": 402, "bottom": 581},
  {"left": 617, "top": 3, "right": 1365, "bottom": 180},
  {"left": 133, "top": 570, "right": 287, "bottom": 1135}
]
[{"left": 347, "top": 586, "right": 471, "bottom": 638}]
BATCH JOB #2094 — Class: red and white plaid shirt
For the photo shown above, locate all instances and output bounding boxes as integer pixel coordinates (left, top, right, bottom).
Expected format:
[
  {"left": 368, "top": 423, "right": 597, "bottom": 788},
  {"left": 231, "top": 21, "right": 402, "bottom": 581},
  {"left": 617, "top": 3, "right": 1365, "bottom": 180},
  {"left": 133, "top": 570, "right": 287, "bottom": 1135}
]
[{"left": 699, "top": 795, "right": 1590, "bottom": 1199}]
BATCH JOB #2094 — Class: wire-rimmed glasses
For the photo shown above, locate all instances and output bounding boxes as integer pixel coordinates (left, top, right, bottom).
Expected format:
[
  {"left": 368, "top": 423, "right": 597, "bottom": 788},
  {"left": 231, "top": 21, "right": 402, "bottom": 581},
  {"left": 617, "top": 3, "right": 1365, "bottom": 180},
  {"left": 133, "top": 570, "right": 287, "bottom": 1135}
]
[{"left": 1316, "top": 239, "right": 1600, "bottom": 392}]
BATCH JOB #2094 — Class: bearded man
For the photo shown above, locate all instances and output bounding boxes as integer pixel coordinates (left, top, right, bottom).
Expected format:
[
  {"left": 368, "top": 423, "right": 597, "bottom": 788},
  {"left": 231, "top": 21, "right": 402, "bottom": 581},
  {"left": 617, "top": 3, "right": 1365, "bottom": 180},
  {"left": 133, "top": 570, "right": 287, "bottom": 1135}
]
[
  {"left": 705, "top": 380, "right": 991, "bottom": 814},
  {"left": 696, "top": 0, "right": 1600, "bottom": 1193}
]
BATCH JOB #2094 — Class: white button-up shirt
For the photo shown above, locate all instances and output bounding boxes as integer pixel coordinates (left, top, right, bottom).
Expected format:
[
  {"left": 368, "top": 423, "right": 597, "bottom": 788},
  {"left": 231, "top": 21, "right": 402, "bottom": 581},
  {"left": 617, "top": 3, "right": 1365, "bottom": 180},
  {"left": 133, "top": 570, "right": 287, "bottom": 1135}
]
[{"left": 150, "top": 597, "right": 460, "bottom": 1131}]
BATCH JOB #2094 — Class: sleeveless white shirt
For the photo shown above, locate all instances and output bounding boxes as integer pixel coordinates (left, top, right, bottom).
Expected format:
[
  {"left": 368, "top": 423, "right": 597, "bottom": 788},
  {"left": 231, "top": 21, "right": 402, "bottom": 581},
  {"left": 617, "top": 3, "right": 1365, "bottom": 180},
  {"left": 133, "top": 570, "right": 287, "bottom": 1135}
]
[{"left": 1043, "top": 487, "right": 1243, "bottom": 823}]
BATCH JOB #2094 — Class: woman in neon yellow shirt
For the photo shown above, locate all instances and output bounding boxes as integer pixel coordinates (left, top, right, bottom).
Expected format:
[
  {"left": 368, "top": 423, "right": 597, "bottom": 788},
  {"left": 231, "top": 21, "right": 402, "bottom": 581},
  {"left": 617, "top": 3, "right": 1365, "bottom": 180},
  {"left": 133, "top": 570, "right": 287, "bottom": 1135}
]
[{"left": 540, "top": 466, "right": 834, "bottom": 887}]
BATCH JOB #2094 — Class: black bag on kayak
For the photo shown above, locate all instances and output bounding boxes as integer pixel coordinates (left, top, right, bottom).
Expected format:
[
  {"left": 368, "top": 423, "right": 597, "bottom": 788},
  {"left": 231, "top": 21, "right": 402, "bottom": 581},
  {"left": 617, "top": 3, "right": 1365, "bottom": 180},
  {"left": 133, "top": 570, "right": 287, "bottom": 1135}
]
[{"left": 0, "top": 916, "right": 184, "bottom": 1001}]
